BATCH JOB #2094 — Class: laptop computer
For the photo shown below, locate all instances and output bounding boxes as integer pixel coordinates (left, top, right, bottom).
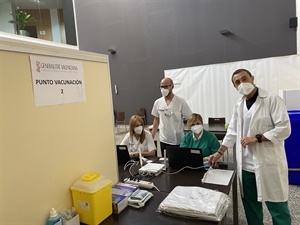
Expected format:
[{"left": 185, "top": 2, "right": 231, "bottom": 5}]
[
  {"left": 116, "top": 145, "right": 131, "bottom": 164},
  {"left": 166, "top": 146, "right": 203, "bottom": 170}
]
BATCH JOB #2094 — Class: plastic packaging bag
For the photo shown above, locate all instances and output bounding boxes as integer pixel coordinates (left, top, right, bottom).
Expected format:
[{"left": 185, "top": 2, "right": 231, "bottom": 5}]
[{"left": 157, "top": 186, "right": 230, "bottom": 221}]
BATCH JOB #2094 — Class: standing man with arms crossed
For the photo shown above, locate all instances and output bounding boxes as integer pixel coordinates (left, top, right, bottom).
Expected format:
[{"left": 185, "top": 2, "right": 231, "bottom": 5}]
[
  {"left": 151, "top": 77, "right": 192, "bottom": 157},
  {"left": 209, "top": 69, "right": 292, "bottom": 225}
]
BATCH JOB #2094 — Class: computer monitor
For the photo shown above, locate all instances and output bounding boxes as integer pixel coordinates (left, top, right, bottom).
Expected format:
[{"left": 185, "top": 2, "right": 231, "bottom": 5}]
[
  {"left": 166, "top": 146, "right": 203, "bottom": 169},
  {"left": 116, "top": 145, "right": 131, "bottom": 164},
  {"left": 116, "top": 145, "right": 140, "bottom": 164}
]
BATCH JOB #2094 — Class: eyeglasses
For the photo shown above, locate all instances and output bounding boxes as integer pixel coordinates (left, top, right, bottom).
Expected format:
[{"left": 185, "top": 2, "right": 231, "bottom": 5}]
[{"left": 159, "top": 85, "right": 171, "bottom": 89}]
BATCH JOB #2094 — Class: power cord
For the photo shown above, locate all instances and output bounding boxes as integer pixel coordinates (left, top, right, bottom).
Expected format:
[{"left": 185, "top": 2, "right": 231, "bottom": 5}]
[
  {"left": 123, "top": 160, "right": 136, "bottom": 170},
  {"left": 162, "top": 165, "right": 206, "bottom": 175},
  {"left": 153, "top": 184, "right": 160, "bottom": 191},
  {"left": 122, "top": 159, "right": 160, "bottom": 190}
]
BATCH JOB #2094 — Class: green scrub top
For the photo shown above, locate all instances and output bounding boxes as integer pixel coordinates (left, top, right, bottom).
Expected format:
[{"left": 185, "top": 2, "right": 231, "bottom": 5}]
[{"left": 180, "top": 130, "right": 220, "bottom": 157}]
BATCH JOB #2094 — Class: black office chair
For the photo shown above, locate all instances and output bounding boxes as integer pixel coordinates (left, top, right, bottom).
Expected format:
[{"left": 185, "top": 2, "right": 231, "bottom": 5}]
[
  {"left": 208, "top": 117, "right": 226, "bottom": 125},
  {"left": 137, "top": 107, "right": 147, "bottom": 125},
  {"left": 115, "top": 111, "right": 127, "bottom": 133}
]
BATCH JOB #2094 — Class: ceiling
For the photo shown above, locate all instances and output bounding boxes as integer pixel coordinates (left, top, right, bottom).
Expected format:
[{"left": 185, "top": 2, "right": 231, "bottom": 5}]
[{"left": 6, "top": 0, "right": 63, "bottom": 9}]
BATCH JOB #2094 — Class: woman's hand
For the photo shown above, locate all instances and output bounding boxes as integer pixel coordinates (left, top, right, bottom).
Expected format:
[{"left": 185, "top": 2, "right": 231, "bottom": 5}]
[{"left": 129, "top": 152, "right": 139, "bottom": 157}]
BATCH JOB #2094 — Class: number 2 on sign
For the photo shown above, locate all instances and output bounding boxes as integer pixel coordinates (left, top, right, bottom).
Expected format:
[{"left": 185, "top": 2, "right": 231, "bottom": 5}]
[{"left": 61, "top": 89, "right": 64, "bottom": 94}]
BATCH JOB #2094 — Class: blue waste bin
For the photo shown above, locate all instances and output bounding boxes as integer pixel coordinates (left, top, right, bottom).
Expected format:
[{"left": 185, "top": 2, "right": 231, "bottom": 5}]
[{"left": 285, "top": 110, "right": 300, "bottom": 185}]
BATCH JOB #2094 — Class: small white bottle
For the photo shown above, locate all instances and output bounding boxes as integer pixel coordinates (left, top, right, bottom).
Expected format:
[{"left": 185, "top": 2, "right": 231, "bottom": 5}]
[{"left": 46, "top": 208, "right": 62, "bottom": 225}]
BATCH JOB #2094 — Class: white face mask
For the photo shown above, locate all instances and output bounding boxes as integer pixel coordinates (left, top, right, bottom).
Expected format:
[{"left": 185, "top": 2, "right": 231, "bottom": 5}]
[
  {"left": 237, "top": 83, "right": 255, "bottom": 95},
  {"left": 161, "top": 88, "right": 170, "bottom": 97},
  {"left": 134, "top": 126, "right": 143, "bottom": 135},
  {"left": 191, "top": 124, "right": 203, "bottom": 134}
]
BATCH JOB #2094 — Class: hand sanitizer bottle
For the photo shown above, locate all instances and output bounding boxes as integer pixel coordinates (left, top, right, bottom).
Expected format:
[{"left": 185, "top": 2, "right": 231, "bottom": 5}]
[{"left": 46, "top": 208, "right": 62, "bottom": 225}]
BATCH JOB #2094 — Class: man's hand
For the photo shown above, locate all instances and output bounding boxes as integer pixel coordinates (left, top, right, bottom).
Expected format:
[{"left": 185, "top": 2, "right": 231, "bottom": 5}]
[
  {"left": 151, "top": 117, "right": 160, "bottom": 138},
  {"left": 240, "top": 137, "right": 257, "bottom": 148},
  {"left": 208, "top": 152, "right": 222, "bottom": 167}
]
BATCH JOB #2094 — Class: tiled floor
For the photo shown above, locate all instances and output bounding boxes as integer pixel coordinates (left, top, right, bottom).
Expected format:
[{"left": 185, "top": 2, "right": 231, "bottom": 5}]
[{"left": 115, "top": 125, "right": 300, "bottom": 225}]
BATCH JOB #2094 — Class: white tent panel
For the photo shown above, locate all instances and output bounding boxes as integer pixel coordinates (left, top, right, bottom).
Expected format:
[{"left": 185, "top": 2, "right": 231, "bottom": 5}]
[{"left": 165, "top": 55, "right": 300, "bottom": 124}]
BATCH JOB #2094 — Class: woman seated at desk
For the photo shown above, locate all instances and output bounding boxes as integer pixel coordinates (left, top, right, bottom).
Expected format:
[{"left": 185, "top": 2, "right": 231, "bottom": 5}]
[
  {"left": 180, "top": 113, "right": 220, "bottom": 160},
  {"left": 121, "top": 115, "right": 156, "bottom": 157}
]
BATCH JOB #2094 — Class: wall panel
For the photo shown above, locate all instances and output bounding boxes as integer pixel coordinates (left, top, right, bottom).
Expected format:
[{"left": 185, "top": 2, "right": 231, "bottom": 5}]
[{"left": 0, "top": 39, "right": 118, "bottom": 224}]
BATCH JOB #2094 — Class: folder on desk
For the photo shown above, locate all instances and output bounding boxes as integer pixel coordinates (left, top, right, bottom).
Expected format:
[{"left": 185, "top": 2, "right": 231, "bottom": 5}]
[{"left": 202, "top": 168, "right": 234, "bottom": 186}]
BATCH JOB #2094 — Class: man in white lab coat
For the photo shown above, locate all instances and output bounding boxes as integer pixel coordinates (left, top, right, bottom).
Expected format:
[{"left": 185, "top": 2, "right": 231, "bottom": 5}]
[{"left": 209, "top": 69, "right": 292, "bottom": 225}]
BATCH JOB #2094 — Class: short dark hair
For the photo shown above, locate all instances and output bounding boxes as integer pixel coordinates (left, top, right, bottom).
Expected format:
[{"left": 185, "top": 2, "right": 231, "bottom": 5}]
[{"left": 231, "top": 69, "right": 252, "bottom": 83}]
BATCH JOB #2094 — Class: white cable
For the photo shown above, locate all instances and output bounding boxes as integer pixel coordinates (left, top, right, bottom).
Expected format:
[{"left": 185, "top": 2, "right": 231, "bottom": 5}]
[
  {"left": 153, "top": 184, "right": 160, "bottom": 192},
  {"left": 163, "top": 149, "right": 167, "bottom": 171},
  {"left": 138, "top": 147, "right": 143, "bottom": 167},
  {"left": 129, "top": 163, "right": 137, "bottom": 177},
  {"left": 123, "top": 160, "right": 135, "bottom": 170},
  {"left": 162, "top": 166, "right": 205, "bottom": 175}
]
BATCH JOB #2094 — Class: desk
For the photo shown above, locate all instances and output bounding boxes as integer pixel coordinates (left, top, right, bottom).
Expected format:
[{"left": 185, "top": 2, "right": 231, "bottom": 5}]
[
  {"left": 154, "top": 164, "right": 236, "bottom": 195},
  {"left": 144, "top": 125, "right": 238, "bottom": 224},
  {"left": 101, "top": 191, "right": 222, "bottom": 225},
  {"left": 102, "top": 162, "right": 238, "bottom": 225},
  {"left": 203, "top": 125, "right": 238, "bottom": 225}
]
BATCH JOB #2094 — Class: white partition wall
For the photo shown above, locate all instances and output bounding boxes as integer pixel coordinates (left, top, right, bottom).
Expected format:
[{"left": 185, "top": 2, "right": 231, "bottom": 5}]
[
  {"left": 165, "top": 55, "right": 300, "bottom": 123},
  {"left": 0, "top": 37, "right": 118, "bottom": 224},
  {"left": 279, "top": 89, "right": 300, "bottom": 110}
]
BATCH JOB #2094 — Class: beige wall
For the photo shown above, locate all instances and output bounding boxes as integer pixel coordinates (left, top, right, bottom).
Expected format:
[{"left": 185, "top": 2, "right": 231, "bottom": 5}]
[{"left": 0, "top": 39, "right": 118, "bottom": 224}]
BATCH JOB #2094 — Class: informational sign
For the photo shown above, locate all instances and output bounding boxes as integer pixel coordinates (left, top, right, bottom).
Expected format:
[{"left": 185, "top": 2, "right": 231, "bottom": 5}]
[{"left": 30, "top": 55, "right": 86, "bottom": 106}]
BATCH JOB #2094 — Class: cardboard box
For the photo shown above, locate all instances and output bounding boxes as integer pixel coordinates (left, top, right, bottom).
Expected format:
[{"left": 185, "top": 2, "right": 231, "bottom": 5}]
[
  {"left": 63, "top": 214, "right": 80, "bottom": 225},
  {"left": 112, "top": 194, "right": 128, "bottom": 214},
  {"left": 112, "top": 182, "right": 139, "bottom": 197},
  {"left": 112, "top": 182, "right": 138, "bottom": 214}
]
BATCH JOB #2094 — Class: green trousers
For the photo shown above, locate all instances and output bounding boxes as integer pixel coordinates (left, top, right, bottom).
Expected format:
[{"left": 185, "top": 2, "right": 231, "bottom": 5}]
[{"left": 241, "top": 170, "right": 291, "bottom": 225}]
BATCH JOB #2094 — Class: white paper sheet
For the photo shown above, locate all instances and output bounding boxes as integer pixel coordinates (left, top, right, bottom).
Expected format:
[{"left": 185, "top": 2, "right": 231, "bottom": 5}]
[{"left": 202, "top": 169, "right": 234, "bottom": 186}]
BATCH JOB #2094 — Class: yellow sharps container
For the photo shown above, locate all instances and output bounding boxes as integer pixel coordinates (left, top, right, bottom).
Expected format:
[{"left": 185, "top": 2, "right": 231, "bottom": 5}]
[{"left": 70, "top": 172, "right": 112, "bottom": 225}]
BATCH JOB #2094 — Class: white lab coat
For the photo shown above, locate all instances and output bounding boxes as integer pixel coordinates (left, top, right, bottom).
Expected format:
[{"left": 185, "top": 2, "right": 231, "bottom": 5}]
[{"left": 222, "top": 88, "right": 291, "bottom": 202}]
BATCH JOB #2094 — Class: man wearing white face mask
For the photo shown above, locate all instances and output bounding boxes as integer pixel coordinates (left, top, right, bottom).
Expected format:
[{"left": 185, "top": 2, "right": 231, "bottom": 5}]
[
  {"left": 180, "top": 113, "right": 220, "bottom": 158},
  {"left": 209, "top": 69, "right": 292, "bottom": 225},
  {"left": 151, "top": 77, "right": 192, "bottom": 157},
  {"left": 121, "top": 115, "right": 156, "bottom": 157}
]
